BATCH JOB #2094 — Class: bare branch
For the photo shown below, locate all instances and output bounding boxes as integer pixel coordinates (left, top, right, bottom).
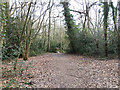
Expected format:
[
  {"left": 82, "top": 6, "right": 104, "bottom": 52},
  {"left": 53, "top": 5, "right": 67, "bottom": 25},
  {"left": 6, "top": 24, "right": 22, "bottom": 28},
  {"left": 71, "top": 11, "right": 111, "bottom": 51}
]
[{"left": 70, "top": 9, "right": 86, "bottom": 14}]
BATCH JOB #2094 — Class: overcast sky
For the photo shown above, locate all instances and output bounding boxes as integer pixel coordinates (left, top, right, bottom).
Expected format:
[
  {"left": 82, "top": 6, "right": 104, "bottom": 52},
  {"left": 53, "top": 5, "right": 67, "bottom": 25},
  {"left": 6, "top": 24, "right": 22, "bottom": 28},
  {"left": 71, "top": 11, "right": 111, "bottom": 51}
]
[{"left": 10, "top": 0, "right": 118, "bottom": 28}]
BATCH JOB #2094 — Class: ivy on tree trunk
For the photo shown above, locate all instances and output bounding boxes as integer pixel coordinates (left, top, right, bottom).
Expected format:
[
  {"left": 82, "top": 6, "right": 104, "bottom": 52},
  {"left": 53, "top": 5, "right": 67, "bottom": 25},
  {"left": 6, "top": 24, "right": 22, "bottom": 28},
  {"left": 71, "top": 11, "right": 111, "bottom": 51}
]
[{"left": 61, "top": 2, "right": 78, "bottom": 53}]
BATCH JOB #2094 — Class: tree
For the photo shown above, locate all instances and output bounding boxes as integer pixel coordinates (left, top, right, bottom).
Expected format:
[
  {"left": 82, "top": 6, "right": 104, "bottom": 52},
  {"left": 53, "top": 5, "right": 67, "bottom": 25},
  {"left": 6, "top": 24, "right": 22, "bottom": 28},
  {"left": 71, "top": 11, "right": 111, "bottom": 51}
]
[
  {"left": 13, "top": 0, "right": 54, "bottom": 60},
  {"left": 118, "top": 1, "right": 120, "bottom": 59},
  {"left": 2, "top": 1, "right": 19, "bottom": 60},
  {"left": 61, "top": 1, "right": 79, "bottom": 53},
  {"left": 103, "top": 1, "right": 109, "bottom": 57},
  {"left": 110, "top": 2, "right": 119, "bottom": 35},
  {"left": 70, "top": 1, "right": 99, "bottom": 52},
  {"left": 48, "top": 0, "right": 52, "bottom": 52},
  {"left": 0, "top": 0, "right": 53, "bottom": 70},
  {"left": 0, "top": 0, "right": 4, "bottom": 50}
]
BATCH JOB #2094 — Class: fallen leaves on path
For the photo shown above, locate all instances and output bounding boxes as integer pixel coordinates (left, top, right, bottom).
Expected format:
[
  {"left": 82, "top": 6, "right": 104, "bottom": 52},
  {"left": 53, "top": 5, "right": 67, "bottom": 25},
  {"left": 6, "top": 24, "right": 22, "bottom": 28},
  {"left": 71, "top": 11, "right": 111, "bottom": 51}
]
[
  {"left": 26, "top": 53, "right": 119, "bottom": 88},
  {"left": 2, "top": 53, "right": 119, "bottom": 88}
]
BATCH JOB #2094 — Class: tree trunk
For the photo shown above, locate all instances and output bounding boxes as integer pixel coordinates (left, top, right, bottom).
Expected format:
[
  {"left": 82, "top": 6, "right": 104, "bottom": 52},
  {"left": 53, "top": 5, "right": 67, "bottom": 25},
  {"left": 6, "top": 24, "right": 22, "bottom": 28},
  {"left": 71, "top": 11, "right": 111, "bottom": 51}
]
[
  {"left": 0, "top": 20, "right": 3, "bottom": 62},
  {"left": 103, "top": 2, "right": 109, "bottom": 57},
  {"left": 61, "top": 2, "right": 76, "bottom": 53},
  {"left": 44, "top": 25, "right": 47, "bottom": 51},
  {"left": 0, "top": 23, "right": 3, "bottom": 49},
  {"left": 53, "top": 17, "right": 56, "bottom": 40},
  {"left": 110, "top": 2, "right": 120, "bottom": 36},
  {"left": 60, "top": 17, "right": 62, "bottom": 51},
  {"left": 83, "top": 15, "right": 87, "bottom": 30},
  {"left": 118, "top": 1, "right": 120, "bottom": 59},
  {"left": 47, "top": 0, "right": 52, "bottom": 52},
  {"left": 23, "top": 41, "right": 31, "bottom": 60},
  {"left": 6, "top": 2, "right": 11, "bottom": 45},
  {"left": 86, "top": 5, "right": 90, "bottom": 29},
  {"left": 23, "top": 47, "right": 29, "bottom": 60}
]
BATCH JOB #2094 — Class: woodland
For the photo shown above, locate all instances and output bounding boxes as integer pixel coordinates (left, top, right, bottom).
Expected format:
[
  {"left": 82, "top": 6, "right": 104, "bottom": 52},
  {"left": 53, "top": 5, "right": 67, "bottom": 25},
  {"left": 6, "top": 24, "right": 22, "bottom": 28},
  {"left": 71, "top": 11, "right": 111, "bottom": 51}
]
[{"left": 0, "top": 0, "right": 119, "bottom": 88}]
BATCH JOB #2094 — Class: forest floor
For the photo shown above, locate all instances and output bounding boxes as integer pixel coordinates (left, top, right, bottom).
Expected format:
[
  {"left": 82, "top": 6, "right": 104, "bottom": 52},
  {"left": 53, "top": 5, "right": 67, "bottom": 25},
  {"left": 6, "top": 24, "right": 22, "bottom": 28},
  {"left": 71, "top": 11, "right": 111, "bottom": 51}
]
[{"left": 2, "top": 53, "right": 119, "bottom": 88}]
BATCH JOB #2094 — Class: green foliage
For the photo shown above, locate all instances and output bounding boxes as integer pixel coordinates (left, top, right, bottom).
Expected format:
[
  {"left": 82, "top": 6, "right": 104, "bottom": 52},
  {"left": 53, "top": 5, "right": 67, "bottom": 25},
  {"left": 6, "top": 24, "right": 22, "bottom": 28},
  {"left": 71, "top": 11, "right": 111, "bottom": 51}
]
[
  {"left": 50, "top": 40, "right": 61, "bottom": 53},
  {"left": 62, "top": 2, "right": 98, "bottom": 55},
  {"left": 2, "top": 17, "right": 20, "bottom": 60},
  {"left": 1, "top": 1, "right": 119, "bottom": 61},
  {"left": 108, "top": 31, "right": 118, "bottom": 54},
  {"left": 29, "top": 37, "right": 45, "bottom": 56},
  {"left": 62, "top": 2, "right": 80, "bottom": 53},
  {"left": 62, "top": 2, "right": 118, "bottom": 57}
]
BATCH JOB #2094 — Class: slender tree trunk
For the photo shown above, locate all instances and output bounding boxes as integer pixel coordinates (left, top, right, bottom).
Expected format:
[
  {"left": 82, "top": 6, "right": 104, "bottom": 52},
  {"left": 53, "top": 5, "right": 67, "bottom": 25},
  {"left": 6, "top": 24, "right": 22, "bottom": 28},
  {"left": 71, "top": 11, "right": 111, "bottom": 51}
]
[
  {"left": 118, "top": 1, "right": 120, "bottom": 59},
  {"left": 104, "top": 22, "right": 108, "bottom": 57},
  {"left": 0, "top": 23, "right": 3, "bottom": 49},
  {"left": 48, "top": 1, "right": 52, "bottom": 52},
  {"left": 118, "top": 2, "right": 120, "bottom": 87},
  {"left": 60, "top": 17, "right": 62, "bottom": 51},
  {"left": 23, "top": 41, "right": 28, "bottom": 60},
  {"left": 0, "top": 0, "right": 4, "bottom": 49},
  {"left": 103, "top": 2, "right": 109, "bottom": 57},
  {"left": 6, "top": 2, "right": 11, "bottom": 46},
  {"left": 23, "top": 41, "right": 31, "bottom": 60},
  {"left": 44, "top": 25, "right": 47, "bottom": 51},
  {"left": 53, "top": 17, "right": 56, "bottom": 40},
  {"left": 0, "top": 12, "right": 2, "bottom": 85},
  {"left": 0, "top": 23, "right": 3, "bottom": 64},
  {"left": 23, "top": 19, "right": 32, "bottom": 60},
  {"left": 86, "top": 5, "right": 90, "bottom": 29},
  {"left": 83, "top": 15, "right": 87, "bottom": 30}
]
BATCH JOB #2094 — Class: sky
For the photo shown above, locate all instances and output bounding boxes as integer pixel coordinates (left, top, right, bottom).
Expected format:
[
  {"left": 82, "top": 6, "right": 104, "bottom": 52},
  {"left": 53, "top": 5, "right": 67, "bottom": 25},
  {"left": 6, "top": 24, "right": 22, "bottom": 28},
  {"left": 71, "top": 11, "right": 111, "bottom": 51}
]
[
  {"left": 69, "top": 0, "right": 118, "bottom": 28},
  {"left": 9, "top": 0, "right": 118, "bottom": 28}
]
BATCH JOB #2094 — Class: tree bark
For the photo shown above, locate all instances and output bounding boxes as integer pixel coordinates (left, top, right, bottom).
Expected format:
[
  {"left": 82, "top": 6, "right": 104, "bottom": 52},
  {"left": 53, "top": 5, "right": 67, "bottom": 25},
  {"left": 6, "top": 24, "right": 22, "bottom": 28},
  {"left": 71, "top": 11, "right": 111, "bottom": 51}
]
[
  {"left": 23, "top": 41, "right": 31, "bottom": 60},
  {"left": 61, "top": 2, "right": 76, "bottom": 53},
  {"left": 47, "top": 0, "right": 52, "bottom": 52},
  {"left": 118, "top": 1, "right": 120, "bottom": 59},
  {"left": 103, "top": 2, "right": 109, "bottom": 57},
  {"left": 44, "top": 25, "right": 47, "bottom": 51}
]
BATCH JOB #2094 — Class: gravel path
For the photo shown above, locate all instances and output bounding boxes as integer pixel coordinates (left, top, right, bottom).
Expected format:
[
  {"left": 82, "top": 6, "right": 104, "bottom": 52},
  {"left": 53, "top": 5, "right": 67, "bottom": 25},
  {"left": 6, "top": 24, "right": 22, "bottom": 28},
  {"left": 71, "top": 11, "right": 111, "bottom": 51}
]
[{"left": 27, "top": 53, "right": 119, "bottom": 88}]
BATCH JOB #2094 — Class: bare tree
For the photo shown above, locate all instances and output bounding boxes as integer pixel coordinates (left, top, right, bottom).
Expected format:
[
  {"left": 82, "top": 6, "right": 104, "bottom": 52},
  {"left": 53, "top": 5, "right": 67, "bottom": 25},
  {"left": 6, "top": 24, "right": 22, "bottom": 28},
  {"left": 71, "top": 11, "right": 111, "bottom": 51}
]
[
  {"left": 70, "top": 0, "right": 99, "bottom": 50},
  {"left": 103, "top": 2, "right": 109, "bottom": 57},
  {"left": 47, "top": 0, "right": 54, "bottom": 52}
]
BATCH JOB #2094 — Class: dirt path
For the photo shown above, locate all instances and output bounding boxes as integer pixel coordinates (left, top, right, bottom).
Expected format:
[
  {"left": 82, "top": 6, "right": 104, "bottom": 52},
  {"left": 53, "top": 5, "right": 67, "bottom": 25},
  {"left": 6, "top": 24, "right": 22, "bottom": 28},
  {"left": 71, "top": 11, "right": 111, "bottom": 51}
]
[{"left": 26, "top": 53, "right": 119, "bottom": 88}]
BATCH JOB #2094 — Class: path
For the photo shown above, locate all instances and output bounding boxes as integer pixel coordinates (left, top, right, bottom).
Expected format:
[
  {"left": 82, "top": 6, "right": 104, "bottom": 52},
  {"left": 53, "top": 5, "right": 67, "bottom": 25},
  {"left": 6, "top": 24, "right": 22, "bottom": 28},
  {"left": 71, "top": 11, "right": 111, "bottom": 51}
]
[{"left": 26, "top": 53, "right": 119, "bottom": 88}]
